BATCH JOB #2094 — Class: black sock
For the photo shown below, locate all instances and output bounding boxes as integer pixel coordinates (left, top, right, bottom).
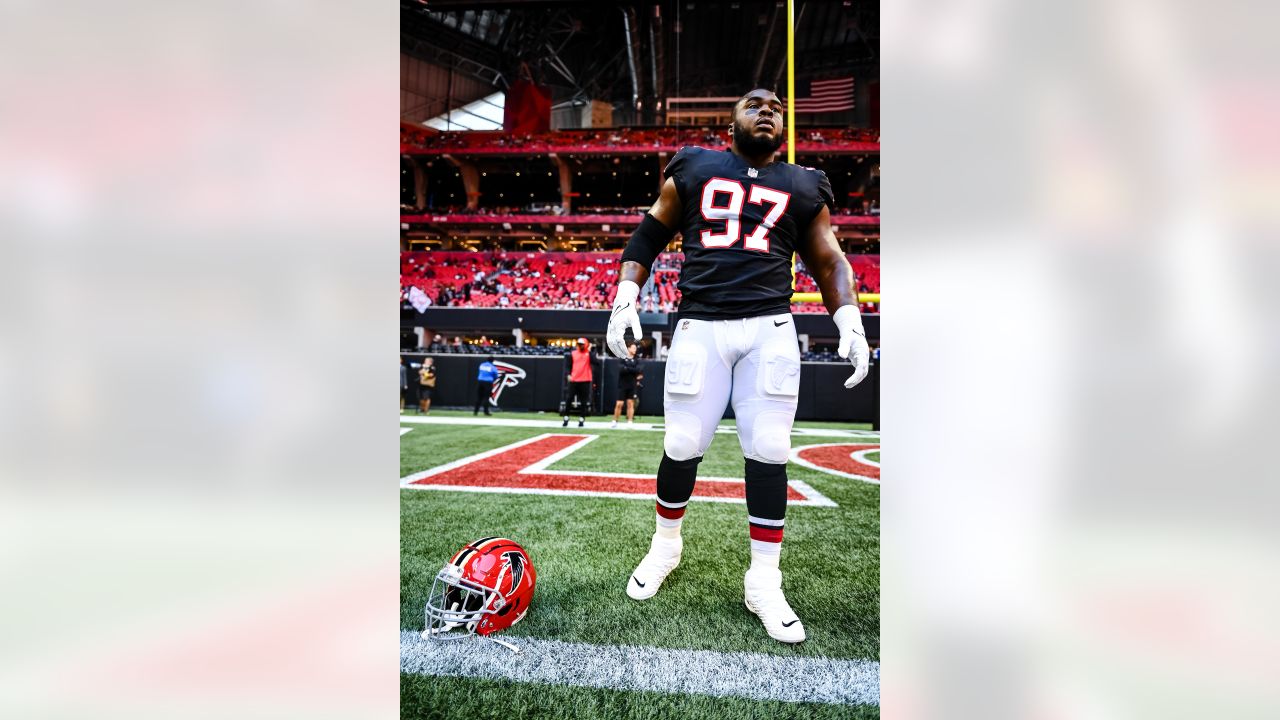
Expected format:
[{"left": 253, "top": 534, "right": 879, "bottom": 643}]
[
  {"left": 657, "top": 453, "right": 701, "bottom": 507},
  {"left": 744, "top": 458, "right": 788, "bottom": 525}
]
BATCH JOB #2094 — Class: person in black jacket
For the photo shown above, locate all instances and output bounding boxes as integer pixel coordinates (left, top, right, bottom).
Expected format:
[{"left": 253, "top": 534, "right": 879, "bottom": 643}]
[{"left": 610, "top": 341, "right": 643, "bottom": 428}]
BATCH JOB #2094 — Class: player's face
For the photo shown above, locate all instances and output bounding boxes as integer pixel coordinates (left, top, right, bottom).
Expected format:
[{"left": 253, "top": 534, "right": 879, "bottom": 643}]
[{"left": 732, "top": 92, "right": 784, "bottom": 153}]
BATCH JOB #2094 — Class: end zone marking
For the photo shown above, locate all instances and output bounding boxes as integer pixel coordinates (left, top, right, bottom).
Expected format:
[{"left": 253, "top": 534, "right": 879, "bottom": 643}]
[
  {"left": 401, "top": 433, "right": 837, "bottom": 507},
  {"left": 789, "top": 443, "right": 880, "bottom": 484}
]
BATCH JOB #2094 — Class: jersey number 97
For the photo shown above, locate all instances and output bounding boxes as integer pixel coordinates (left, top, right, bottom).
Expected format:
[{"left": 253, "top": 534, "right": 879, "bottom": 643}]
[{"left": 698, "top": 177, "right": 792, "bottom": 253}]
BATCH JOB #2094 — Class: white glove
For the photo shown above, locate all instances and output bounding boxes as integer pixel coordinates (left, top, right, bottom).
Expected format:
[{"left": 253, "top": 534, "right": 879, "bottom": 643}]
[
  {"left": 833, "top": 305, "right": 871, "bottom": 388},
  {"left": 607, "top": 280, "right": 643, "bottom": 359}
]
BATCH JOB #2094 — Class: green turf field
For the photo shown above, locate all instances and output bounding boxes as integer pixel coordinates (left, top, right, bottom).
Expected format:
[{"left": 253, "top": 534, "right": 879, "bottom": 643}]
[{"left": 401, "top": 414, "right": 879, "bottom": 718}]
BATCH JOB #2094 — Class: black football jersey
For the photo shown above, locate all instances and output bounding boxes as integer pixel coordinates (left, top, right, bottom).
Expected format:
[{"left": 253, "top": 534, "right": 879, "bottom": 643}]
[{"left": 664, "top": 146, "right": 834, "bottom": 320}]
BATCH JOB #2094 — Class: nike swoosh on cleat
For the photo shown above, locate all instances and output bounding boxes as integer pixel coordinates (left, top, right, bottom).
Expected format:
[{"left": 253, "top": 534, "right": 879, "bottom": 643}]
[
  {"left": 781, "top": 619, "right": 800, "bottom": 627},
  {"left": 612, "top": 303, "right": 631, "bottom": 317},
  {"left": 632, "top": 576, "right": 646, "bottom": 588},
  {"left": 773, "top": 320, "right": 788, "bottom": 327}
]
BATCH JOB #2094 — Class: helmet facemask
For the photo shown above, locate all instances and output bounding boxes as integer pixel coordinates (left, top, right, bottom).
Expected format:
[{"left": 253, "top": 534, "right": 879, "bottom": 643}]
[{"left": 423, "top": 563, "right": 504, "bottom": 640}]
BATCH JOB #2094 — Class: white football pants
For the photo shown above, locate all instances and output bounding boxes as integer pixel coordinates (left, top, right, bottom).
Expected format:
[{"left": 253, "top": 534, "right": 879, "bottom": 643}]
[{"left": 662, "top": 313, "right": 801, "bottom": 465}]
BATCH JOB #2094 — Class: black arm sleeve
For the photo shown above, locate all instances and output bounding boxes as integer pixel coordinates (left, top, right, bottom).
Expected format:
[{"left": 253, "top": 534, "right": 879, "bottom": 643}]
[{"left": 620, "top": 213, "right": 678, "bottom": 273}]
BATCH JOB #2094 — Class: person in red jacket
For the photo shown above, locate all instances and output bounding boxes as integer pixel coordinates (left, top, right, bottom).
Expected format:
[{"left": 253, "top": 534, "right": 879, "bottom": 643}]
[{"left": 562, "top": 337, "right": 594, "bottom": 427}]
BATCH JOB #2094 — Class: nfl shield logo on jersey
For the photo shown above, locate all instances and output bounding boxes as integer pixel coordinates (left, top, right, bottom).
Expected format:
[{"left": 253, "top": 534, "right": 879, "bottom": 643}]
[{"left": 747, "top": 168, "right": 759, "bottom": 178}]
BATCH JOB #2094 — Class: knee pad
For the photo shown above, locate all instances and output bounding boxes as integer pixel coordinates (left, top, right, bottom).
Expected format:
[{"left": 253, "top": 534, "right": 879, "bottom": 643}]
[
  {"left": 663, "top": 410, "right": 705, "bottom": 461},
  {"left": 747, "top": 410, "right": 794, "bottom": 464}
]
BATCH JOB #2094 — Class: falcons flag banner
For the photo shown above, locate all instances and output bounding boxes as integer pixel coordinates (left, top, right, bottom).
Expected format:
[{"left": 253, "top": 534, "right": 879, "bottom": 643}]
[{"left": 407, "top": 286, "right": 431, "bottom": 313}]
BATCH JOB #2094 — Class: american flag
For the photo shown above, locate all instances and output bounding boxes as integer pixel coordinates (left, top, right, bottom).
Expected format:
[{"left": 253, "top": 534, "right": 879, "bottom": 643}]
[{"left": 792, "top": 76, "right": 855, "bottom": 113}]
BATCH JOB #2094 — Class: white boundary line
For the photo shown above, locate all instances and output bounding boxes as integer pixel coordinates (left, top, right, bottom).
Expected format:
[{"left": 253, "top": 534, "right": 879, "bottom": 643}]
[
  {"left": 400, "top": 433, "right": 837, "bottom": 507},
  {"left": 400, "top": 631, "right": 879, "bottom": 706},
  {"left": 788, "top": 442, "right": 881, "bottom": 485},
  {"left": 398, "top": 413, "right": 879, "bottom": 439},
  {"left": 400, "top": 427, "right": 413, "bottom": 436}
]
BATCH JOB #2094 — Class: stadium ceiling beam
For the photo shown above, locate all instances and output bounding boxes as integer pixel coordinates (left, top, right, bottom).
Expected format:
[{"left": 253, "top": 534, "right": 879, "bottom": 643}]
[
  {"left": 751, "top": 3, "right": 782, "bottom": 88},
  {"left": 413, "top": 0, "right": 608, "bottom": 8},
  {"left": 400, "top": 34, "right": 507, "bottom": 89},
  {"left": 401, "top": 4, "right": 508, "bottom": 80},
  {"left": 771, "top": 0, "right": 808, "bottom": 91},
  {"left": 620, "top": 7, "right": 642, "bottom": 111},
  {"left": 646, "top": 5, "right": 667, "bottom": 123},
  {"left": 543, "top": 47, "right": 578, "bottom": 87},
  {"left": 576, "top": 48, "right": 628, "bottom": 101}
]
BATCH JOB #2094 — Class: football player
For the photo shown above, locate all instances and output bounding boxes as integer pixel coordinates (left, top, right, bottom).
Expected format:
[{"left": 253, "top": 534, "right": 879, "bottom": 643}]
[{"left": 606, "top": 88, "right": 871, "bottom": 643}]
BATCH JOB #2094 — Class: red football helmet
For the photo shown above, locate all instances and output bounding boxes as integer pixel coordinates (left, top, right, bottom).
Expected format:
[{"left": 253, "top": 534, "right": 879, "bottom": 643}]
[{"left": 423, "top": 537, "right": 536, "bottom": 644}]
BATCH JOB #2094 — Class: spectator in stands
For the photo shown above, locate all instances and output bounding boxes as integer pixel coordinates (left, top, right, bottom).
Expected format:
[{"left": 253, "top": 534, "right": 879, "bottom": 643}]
[
  {"left": 611, "top": 341, "right": 643, "bottom": 428},
  {"left": 474, "top": 356, "right": 499, "bottom": 417}
]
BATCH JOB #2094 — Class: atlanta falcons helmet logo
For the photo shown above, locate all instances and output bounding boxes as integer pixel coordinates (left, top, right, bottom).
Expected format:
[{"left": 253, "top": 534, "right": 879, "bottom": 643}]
[
  {"left": 489, "top": 361, "right": 527, "bottom": 404},
  {"left": 500, "top": 550, "right": 526, "bottom": 589}
]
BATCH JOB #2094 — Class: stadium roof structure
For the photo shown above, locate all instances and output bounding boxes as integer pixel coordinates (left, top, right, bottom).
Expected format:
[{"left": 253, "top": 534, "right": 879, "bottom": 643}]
[
  {"left": 401, "top": 0, "right": 879, "bottom": 127},
  {"left": 423, "top": 92, "right": 506, "bottom": 131}
]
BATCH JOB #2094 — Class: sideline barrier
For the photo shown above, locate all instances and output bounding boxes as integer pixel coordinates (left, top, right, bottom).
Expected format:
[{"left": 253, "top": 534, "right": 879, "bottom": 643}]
[{"left": 401, "top": 353, "right": 878, "bottom": 424}]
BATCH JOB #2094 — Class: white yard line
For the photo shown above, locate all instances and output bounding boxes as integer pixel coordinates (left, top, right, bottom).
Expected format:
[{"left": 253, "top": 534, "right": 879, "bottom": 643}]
[
  {"left": 400, "top": 427, "right": 413, "bottom": 436},
  {"left": 399, "top": 414, "right": 878, "bottom": 439},
  {"left": 400, "top": 631, "right": 879, "bottom": 706}
]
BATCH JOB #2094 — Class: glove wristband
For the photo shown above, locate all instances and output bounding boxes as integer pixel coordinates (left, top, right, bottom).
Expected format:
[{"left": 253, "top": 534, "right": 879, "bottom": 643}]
[
  {"left": 832, "top": 304, "right": 865, "bottom": 336},
  {"left": 614, "top": 280, "right": 640, "bottom": 307}
]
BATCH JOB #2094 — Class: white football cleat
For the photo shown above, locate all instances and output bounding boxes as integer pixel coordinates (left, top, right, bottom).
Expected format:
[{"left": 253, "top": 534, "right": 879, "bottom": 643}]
[
  {"left": 610, "top": 420, "right": 618, "bottom": 428},
  {"left": 626, "top": 535, "right": 682, "bottom": 600},
  {"left": 744, "top": 566, "right": 806, "bottom": 643}
]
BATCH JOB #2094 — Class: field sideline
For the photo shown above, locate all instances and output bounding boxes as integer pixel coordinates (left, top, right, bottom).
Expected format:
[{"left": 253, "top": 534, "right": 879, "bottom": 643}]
[{"left": 401, "top": 411, "right": 879, "bottom": 718}]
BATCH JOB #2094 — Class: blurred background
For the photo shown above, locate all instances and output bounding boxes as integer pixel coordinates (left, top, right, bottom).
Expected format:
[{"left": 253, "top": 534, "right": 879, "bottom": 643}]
[{"left": 0, "top": 0, "right": 1273, "bottom": 718}]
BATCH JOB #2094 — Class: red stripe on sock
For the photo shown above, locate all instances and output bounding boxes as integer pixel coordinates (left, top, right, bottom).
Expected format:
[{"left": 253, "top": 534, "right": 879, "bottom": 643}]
[
  {"left": 655, "top": 503, "right": 686, "bottom": 520},
  {"left": 749, "top": 525, "right": 784, "bottom": 543}
]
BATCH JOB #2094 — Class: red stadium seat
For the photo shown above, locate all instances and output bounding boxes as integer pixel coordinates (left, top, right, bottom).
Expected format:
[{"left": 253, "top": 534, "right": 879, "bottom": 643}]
[{"left": 402, "top": 250, "right": 878, "bottom": 313}]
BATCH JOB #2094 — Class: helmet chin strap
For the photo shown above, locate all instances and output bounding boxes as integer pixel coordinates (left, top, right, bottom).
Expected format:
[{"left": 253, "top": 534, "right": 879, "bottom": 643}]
[{"left": 483, "top": 635, "right": 521, "bottom": 654}]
